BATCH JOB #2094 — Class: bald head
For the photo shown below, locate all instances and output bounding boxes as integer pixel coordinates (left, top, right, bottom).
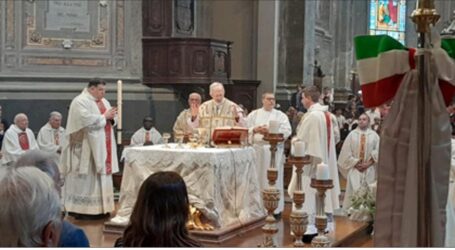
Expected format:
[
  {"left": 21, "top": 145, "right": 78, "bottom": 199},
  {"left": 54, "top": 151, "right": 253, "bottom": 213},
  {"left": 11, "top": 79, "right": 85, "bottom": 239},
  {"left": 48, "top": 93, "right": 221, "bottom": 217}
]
[{"left": 14, "top": 113, "right": 29, "bottom": 131}]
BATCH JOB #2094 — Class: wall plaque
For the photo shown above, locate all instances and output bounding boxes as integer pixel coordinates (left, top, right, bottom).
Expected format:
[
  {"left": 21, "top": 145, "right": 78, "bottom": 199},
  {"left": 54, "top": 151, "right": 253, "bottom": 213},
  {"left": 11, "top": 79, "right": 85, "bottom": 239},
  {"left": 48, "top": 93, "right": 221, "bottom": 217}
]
[{"left": 45, "top": 0, "right": 90, "bottom": 32}]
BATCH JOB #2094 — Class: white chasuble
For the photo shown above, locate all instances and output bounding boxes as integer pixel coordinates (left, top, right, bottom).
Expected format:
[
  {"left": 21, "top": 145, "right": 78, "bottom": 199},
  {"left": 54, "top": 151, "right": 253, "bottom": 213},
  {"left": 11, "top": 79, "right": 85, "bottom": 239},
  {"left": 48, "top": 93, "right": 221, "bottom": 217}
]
[
  {"left": 338, "top": 127, "right": 380, "bottom": 210},
  {"left": 60, "top": 88, "right": 118, "bottom": 215},
  {"left": 246, "top": 108, "right": 292, "bottom": 213},
  {"left": 1, "top": 125, "right": 38, "bottom": 166},
  {"left": 288, "top": 103, "right": 341, "bottom": 234}
]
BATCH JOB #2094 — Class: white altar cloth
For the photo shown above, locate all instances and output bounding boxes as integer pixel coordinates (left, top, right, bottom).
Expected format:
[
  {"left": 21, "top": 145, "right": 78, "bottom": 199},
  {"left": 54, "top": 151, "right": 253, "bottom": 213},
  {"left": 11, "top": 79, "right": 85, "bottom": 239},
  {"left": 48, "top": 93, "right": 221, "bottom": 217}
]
[{"left": 110, "top": 144, "right": 265, "bottom": 228}]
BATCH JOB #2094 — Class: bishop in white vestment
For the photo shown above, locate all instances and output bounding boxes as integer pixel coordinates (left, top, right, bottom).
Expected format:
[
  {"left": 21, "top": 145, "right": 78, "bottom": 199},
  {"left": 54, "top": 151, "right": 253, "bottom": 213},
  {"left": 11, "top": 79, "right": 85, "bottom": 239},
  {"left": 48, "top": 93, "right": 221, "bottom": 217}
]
[
  {"left": 190, "top": 82, "right": 246, "bottom": 142},
  {"left": 130, "top": 116, "right": 163, "bottom": 146},
  {"left": 1, "top": 113, "right": 38, "bottom": 166},
  {"left": 60, "top": 79, "right": 119, "bottom": 216},
  {"left": 246, "top": 93, "right": 292, "bottom": 215},
  {"left": 288, "top": 86, "right": 341, "bottom": 235},
  {"left": 338, "top": 113, "right": 380, "bottom": 211},
  {"left": 37, "top": 111, "right": 65, "bottom": 155}
]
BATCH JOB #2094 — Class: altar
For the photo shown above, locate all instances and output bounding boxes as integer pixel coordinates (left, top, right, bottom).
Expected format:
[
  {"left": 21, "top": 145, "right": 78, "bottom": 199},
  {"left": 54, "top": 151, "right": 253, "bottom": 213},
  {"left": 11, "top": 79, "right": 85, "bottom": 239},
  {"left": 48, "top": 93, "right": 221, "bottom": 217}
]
[{"left": 106, "top": 144, "right": 265, "bottom": 243}]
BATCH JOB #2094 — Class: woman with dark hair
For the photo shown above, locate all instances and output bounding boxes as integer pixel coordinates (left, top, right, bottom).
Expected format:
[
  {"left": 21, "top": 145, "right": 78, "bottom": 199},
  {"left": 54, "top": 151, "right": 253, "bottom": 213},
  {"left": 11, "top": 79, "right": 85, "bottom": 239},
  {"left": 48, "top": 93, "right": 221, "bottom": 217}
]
[{"left": 115, "top": 171, "right": 201, "bottom": 247}]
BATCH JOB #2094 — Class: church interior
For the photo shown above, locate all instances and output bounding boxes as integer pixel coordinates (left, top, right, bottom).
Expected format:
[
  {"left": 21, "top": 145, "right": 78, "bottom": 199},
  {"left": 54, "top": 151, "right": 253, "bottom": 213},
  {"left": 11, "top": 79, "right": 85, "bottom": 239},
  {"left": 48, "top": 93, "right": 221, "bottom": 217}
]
[{"left": 0, "top": 0, "right": 455, "bottom": 247}]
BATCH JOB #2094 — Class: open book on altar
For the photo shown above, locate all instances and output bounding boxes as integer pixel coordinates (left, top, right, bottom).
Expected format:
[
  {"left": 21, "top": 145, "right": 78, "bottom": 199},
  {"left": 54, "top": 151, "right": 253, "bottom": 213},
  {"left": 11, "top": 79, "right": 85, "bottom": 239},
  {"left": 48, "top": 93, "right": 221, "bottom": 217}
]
[{"left": 212, "top": 126, "right": 248, "bottom": 147}]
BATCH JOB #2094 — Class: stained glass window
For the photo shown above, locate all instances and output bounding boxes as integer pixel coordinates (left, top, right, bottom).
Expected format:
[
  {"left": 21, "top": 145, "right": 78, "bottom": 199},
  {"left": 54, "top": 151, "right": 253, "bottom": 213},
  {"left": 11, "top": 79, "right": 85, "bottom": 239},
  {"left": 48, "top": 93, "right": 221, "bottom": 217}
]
[{"left": 369, "top": 0, "right": 406, "bottom": 44}]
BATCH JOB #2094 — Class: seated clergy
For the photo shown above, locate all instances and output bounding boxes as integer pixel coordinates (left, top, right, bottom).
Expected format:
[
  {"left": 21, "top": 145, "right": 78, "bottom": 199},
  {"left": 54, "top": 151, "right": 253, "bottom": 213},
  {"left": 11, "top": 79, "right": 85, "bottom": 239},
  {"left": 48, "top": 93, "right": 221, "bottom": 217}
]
[
  {"left": 246, "top": 92, "right": 292, "bottom": 218},
  {"left": 173, "top": 92, "right": 202, "bottom": 139},
  {"left": 338, "top": 113, "right": 380, "bottom": 212},
  {"left": 37, "top": 111, "right": 65, "bottom": 155},
  {"left": 1, "top": 113, "right": 38, "bottom": 166},
  {"left": 130, "top": 116, "right": 163, "bottom": 146}
]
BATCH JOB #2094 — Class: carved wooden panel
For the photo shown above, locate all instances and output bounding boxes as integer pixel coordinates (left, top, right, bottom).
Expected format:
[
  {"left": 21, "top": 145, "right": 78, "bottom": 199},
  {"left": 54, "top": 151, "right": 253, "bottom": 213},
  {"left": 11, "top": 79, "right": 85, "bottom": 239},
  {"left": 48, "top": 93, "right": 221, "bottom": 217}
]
[
  {"left": 225, "top": 80, "right": 261, "bottom": 113},
  {"left": 174, "top": 0, "right": 194, "bottom": 36},
  {"left": 143, "top": 0, "right": 172, "bottom": 37},
  {"left": 143, "top": 38, "right": 232, "bottom": 85}
]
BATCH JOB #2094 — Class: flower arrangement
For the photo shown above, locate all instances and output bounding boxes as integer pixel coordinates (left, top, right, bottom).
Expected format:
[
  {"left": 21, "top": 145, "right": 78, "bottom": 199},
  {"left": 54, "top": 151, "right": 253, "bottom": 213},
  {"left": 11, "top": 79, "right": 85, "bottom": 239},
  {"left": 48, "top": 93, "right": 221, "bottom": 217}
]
[{"left": 347, "top": 181, "right": 376, "bottom": 222}]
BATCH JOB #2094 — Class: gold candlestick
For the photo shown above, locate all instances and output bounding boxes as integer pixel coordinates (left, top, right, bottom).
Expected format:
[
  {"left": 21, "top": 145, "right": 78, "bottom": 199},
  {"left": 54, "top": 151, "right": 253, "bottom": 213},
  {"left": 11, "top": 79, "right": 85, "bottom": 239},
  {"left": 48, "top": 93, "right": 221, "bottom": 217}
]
[
  {"left": 287, "top": 155, "right": 311, "bottom": 247},
  {"left": 310, "top": 178, "right": 334, "bottom": 247},
  {"left": 259, "top": 133, "right": 284, "bottom": 247}
]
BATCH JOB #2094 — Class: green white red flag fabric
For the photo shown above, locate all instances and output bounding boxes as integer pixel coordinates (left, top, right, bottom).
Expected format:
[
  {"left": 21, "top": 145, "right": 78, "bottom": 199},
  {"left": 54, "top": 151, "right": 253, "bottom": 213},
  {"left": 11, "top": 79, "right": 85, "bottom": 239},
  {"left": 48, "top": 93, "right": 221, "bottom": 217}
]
[{"left": 354, "top": 35, "right": 455, "bottom": 107}]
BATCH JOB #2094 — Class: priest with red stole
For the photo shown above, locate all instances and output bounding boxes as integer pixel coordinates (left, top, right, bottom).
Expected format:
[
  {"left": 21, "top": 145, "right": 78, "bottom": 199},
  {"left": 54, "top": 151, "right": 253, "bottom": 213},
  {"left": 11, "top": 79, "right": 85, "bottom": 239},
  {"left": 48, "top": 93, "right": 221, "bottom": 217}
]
[
  {"left": 1, "top": 113, "right": 38, "bottom": 166},
  {"left": 60, "top": 78, "right": 119, "bottom": 219}
]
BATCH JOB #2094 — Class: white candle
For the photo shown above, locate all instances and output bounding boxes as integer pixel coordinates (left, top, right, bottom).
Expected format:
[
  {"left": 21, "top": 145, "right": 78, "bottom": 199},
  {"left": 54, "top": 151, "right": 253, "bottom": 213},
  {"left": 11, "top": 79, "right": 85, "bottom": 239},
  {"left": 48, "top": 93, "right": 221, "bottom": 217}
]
[
  {"left": 269, "top": 120, "right": 279, "bottom": 134},
  {"left": 316, "top": 163, "right": 330, "bottom": 180},
  {"left": 293, "top": 141, "right": 305, "bottom": 157},
  {"left": 117, "top": 80, "right": 123, "bottom": 145}
]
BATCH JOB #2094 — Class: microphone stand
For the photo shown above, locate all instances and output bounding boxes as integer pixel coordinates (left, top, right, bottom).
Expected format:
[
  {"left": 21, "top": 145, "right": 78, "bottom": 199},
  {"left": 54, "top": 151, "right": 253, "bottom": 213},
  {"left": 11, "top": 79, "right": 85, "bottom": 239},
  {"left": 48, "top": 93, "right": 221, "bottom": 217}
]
[{"left": 208, "top": 104, "right": 214, "bottom": 148}]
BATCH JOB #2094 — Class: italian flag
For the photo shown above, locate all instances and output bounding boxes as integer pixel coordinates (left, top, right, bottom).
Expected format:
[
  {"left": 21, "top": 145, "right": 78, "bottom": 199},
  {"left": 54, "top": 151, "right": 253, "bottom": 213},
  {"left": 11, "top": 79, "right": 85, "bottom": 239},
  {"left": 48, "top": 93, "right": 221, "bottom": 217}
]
[{"left": 354, "top": 35, "right": 455, "bottom": 107}]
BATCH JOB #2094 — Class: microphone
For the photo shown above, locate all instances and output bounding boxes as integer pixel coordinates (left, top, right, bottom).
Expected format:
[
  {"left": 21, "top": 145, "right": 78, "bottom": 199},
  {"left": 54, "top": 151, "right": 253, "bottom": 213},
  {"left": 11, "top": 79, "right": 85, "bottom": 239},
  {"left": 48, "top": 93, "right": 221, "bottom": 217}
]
[{"left": 208, "top": 104, "right": 214, "bottom": 147}]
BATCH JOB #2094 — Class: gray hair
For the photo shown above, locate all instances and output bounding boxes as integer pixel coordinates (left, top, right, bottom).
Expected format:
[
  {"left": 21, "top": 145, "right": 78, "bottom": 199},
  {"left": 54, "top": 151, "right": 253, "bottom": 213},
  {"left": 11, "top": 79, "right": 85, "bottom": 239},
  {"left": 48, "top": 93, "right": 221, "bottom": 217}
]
[
  {"left": 15, "top": 150, "right": 59, "bottom": 182},
  {"left": 209, "top": 82, "right": 224, "bottom": 95},
  {"left": 49, "top": 111, "right": 62, "bottom": 120},
  {"left": 14, "top": 113, "right": 27, "bottom": 124},
  {"left": 0, "top": 167, "right": 62, "bottom": 247}
]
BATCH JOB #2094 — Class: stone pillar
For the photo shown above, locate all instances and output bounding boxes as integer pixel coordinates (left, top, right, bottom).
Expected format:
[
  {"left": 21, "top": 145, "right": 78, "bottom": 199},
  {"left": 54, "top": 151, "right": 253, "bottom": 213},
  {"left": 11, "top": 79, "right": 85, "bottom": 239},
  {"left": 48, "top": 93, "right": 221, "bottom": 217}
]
[
  {"left": 275, "top": 0, "right": 305, "bottom": 109},
  {"left": 303, "top": 0, "right": 316, "bottom": 87},
  {"left": 256, "top": 0, "right": 279, "bottom": 107}
]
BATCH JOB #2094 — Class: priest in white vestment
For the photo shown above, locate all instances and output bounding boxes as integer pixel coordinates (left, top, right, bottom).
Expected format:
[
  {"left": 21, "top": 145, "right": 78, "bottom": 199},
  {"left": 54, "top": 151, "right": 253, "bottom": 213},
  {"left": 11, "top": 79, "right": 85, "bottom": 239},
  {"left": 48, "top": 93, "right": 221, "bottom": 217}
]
[
  {"left": 60, "top": 78, "right": 119, "bottom": 217},
  {"left": 338, "top": 113, "right": 380, "bottom": 211},
  {"left": 190, "top": 82, "right": 246, "bottom": 142},
  {"left": 288, "top": 86, "right": 341, "bottom": 236},
  {"left": 1, "top": 113, "right": 38, "bottom": 166},
  {"left": 130, "top": 116, "right": 163, "bottom": 146},
  {"left": 246, "top": 92, "right": 292, "bottom": 217},
  {"left": 37, "top": 111, "right": 65, "bottom": 155},
  {"left": 173, "top": 93, "right": 201, "bottom": 141}
]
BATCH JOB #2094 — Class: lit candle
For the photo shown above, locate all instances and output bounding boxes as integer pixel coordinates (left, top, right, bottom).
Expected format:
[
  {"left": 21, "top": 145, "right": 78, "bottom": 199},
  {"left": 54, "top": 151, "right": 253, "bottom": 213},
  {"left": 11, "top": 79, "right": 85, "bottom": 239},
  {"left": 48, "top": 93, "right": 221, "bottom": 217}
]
[
  {"left": 293, "top": 141, "right": 305, "bottom": 157},
  {"left": 269, "top": 120, "right": 280, "bottom": 134},
  {"left": 316, "top": 163, "right": 330, "bottom": 180},
  {"left": 117, "top": 80, "right": 123, "bottom": 145}
]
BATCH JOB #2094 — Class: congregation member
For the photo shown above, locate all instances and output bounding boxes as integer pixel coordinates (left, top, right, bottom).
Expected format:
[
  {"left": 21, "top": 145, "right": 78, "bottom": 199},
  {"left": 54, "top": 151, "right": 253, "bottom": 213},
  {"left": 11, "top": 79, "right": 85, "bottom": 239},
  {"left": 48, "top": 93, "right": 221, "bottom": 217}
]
[
  {"left": 173, "top": 92, "right": 202, "bottom": 138},
  {"left": 334, "top": 108, "right": 347, "bottom": 129},
  {"left": 288, "top": 85, "right": 340, "bottom": 241},
  {"left": 246, "top": 92, "right": 292, "bottom": 219},
  {"left": 1, "top": 113, "right": 38, "bottom": 166},
  {"left": 37, "top": 111, "right": 65, "bottom": 155},
  {"left": 15, "top": 150, "right": 90, "bottom": 247},
  {"left": 190, "top": 82, "right": 246, "bottom": 141},
  {"left": 365, "top": 107, "right": 381, "bottom": 127},
  {"left": 130, "top": 116, "right": 163, "bottom": 146},
  {"left": 290, "top": 84, "right": 306, "bottom": 112},
  {"left": 0, "top": 166, "right": 62, "bottom": 247},
  {"left": 115, "top": 171, "right": 201, "bottom": 247},
  {"left": 338, "top": 113, "right": 380, "bottom": 212},
  {"left": 60, "top": 78, "right": 118, "bottom": 219}
]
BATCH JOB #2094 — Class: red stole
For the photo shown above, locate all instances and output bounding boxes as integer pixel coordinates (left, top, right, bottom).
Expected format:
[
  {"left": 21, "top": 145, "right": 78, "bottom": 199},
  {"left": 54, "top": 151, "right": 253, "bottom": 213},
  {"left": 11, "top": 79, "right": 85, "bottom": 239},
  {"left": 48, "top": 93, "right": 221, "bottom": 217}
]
[
  {"left": 324, "top": 112, "right": 332, "bottom": 155},
  {"left": 145, "top": 130, "right": 151, "bottom": 143},
  {"left": 96, "top": 100, "right": 112, "bottom": 174},
  {"left": 18, "top": 132, "right": 29, "bottom": 150}
]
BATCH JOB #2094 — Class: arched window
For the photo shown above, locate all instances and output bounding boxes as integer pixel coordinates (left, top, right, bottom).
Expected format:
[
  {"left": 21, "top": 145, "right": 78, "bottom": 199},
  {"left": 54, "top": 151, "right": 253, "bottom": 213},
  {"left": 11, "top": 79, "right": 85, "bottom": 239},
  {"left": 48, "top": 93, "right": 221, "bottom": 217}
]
[{"left": 369, "top": 0, "right": 406, "bottom": 44}]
